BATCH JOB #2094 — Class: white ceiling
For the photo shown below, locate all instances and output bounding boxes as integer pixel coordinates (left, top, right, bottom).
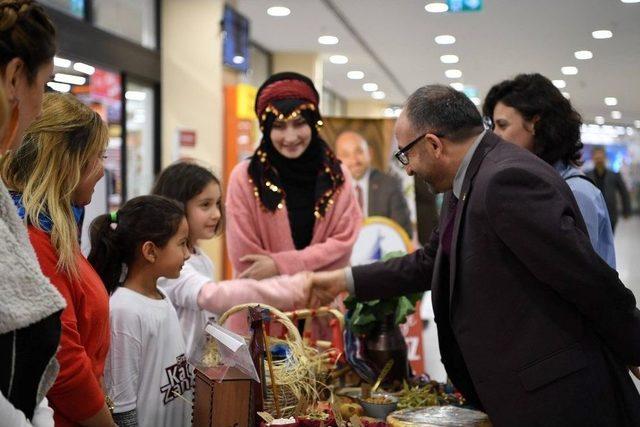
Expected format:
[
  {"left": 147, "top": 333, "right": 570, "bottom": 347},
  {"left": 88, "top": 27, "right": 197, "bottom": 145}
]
[{"left": 237, "top": 0, "right": 640, "bottom": 126}]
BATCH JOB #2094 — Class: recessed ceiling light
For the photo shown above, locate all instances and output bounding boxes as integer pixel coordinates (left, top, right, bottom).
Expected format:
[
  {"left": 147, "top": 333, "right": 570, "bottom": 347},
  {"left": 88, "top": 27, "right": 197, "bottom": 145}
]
[
  {"left": 54, "top": 73, "right": 86, "bottom": 85},
  {"left": 595, "top": 116, "right": 605, "bottom": 125},
  {"left": 47, "top": 82, "right": 71, "bottom": 93},
  {"left": 383, "top": 108, "right": 395, "bottom": 117},
  {"left": 604, "top": 97, "right": 618, "bottom": 106},
  {"left": 450, "top": 82, "right": 464, "bottom": 91},
  {"left": 73, "top": 62, "right": 95, "bottom": 75},
  {"left": 574, "top": 50, "right": 593, "bottom": 60},
  {"left": 425, "top": 2, "right": 449, "bottom": 13},
  {"left": 125, "top": 91, "right": 147, "bottom": 101},
  {"left": 267, "top": 6, "right": 291, "bottom": 16},
  {"left": 621, "top": 0, "right": 640, "bottom": 3},
  {"left": 53, "top": 56, "right": 71, "bottom": 68},
  {"left": 611, "top": 110, "right": 622, "bottom": 119},
  {"left": 435, "top": 34, "right": 456, "bottom": 45},
  {"left": 329, "top": 55, "right": 348, "bottom": 64},
  {"left": 347, "top": 70, "right": 364, "bottom": 80},
  {"left": 592, "top": 30, "right": 612, "bottom": 39},
  {"left": 562, "top": 92, "right": 570, "bottom": 99},
  {"left": 470, "top": 97, "right": 481, "bottom": 106},
  {"left": 440, "top": 54, "right": 459, "bottom": 64},
  {"left": 561, "top": 66, "right": 578, "bottom": 75},
  {"left": 634, "top": 120, "right": 640, "bottom": 128},
  {"left": 362, "top": 83, "right": 378, "bottom": 92},
  {"left": 372, "top": 91, "right": 386, "bottom": 100},
  {"left": 232, "top": 55, "right": 245, "bottom": 64},
  {"left": 318, "top": 35, "right": 339, "bottom": 45},
  {"left": 445, "top": 69, "right": 462, "bottom": 79},
  {"left": 552, "top": 79, "right": 566, "bottom": 89}
]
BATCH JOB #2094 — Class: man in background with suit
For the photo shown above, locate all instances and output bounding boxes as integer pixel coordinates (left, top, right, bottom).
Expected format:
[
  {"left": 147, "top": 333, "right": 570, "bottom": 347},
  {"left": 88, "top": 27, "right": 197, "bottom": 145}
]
[
  {"left": 311, "top": 85, "right": 640, "bottom": 426},
  {"left": 335, "top": 131, "right": 412, "bottom": 236},
  {"left": 587, "top": 146, "right": 632, "bottom": 233}
]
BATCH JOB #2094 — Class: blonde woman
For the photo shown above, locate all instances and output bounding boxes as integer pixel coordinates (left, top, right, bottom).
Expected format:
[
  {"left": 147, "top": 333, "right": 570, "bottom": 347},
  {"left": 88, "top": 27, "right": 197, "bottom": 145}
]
[
  {"left": 0, "top": 93, "right": 115, "bottom": 427},
  {"left": 0, "top": 2, "right": 67, "bottom": 426}
]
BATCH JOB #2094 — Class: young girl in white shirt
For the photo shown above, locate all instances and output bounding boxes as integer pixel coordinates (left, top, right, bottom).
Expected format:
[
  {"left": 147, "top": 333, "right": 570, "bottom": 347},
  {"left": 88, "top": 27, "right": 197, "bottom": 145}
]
[
  {"left": 88, "top": 195, "right": 193, "bottom": 427},
  {"left": 153, "top": 161, "right": 310, "bottom": 356}
]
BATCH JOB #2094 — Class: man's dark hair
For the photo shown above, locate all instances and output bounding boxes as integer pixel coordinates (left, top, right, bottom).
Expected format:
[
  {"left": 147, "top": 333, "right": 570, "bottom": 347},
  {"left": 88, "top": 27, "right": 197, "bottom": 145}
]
[
  {"left": 404, "top": 84, "right": 484, "bottom": 142},
  {"left": 483, "top": 73, "right": 583, "bottom": 166}
]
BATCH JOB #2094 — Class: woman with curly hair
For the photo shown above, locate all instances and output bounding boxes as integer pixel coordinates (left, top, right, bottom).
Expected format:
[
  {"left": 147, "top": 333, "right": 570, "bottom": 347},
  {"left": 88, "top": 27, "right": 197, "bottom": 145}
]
[{"left": 483, "top": 73, "right": 615, "bottom": 267}]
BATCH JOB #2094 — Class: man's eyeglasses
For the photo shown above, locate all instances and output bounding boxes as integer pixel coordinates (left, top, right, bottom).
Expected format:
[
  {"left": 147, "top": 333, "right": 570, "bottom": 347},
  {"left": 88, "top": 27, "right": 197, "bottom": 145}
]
[{"left": 394, "top": 132, "right": 444, "bottom": 166}]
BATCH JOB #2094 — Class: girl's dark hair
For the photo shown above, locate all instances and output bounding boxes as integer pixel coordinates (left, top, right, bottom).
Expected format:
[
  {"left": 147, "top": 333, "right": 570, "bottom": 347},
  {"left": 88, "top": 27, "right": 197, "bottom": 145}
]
[
  {"left": 152, "top": 161, "right": 224, "bottom": 236},
  {"left": 0, "top": 0, "right": 57, "bottom": 83},
  {"left": 88, "top": 195, "right": 185, "bottom": 295},
  {"left": 483, "top": 73, "right": 583, "bottom": 166}
]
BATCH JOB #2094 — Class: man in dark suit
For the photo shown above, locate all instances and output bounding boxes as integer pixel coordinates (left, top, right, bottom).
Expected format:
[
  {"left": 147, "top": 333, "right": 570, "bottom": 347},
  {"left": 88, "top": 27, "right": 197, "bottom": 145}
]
[
  {"left": 335, "top": 131, "right": 412, "bottom": 235},
  {"left": 587, "top": 147, "right": 632, "bottom": 233},
  {"left": 311, "top": 85, "right": 640, "bottom": 426}
]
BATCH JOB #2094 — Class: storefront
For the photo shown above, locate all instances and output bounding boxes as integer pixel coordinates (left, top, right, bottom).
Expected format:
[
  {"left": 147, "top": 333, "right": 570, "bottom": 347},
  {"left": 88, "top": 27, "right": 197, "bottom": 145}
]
[{"left": 40, "top": 1, "right": 161, "bottom": 249}]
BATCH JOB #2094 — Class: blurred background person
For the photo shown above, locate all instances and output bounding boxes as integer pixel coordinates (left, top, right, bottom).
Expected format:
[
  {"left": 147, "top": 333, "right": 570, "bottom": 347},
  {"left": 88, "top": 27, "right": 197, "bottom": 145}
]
[
  {"left": 587, "top": 147, "right": 632, "bottom": 233},
  {"left": 335, "top": 130, "right": 412, "bottom": 236},
  {"left": 484, "top": 73, "right": 616, "bottom": 268}
]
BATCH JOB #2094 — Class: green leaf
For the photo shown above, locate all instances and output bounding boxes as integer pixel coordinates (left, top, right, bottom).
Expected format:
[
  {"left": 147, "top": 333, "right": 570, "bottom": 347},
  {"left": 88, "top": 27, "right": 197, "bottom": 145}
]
[
  {"left": 353, "top": 312, "right": 376, "bottom": 326},
  {"left": 381, "top": 250, "right": 406, "bottom": 261},
  {"left": 394, "top": 296, "right": 417, "bottom": 325}
]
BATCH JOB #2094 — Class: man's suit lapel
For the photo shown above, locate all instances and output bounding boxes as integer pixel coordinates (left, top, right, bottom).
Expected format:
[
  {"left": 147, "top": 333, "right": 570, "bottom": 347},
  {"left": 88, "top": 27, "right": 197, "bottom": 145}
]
[{"left": 449, "top": 132, "right": 500, "bottom": 310}]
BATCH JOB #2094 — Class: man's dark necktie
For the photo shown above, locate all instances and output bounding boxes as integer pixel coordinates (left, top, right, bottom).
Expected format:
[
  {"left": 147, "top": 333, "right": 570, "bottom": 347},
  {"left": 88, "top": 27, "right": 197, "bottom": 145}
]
[{"left": 441, "top": 194, "right": 459, "bottom": 257}]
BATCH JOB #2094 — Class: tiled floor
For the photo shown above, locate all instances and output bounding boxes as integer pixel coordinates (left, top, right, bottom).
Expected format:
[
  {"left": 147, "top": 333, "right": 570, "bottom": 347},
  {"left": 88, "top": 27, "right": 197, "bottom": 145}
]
[{"left": 613, "top": 215, "right": 640, "bottom": 390}]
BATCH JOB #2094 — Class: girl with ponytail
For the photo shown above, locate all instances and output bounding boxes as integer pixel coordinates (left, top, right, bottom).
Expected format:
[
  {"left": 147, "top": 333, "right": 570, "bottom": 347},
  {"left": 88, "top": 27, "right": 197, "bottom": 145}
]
[{"left": 88, "top": 196, "right": 194, "bottom": 427}]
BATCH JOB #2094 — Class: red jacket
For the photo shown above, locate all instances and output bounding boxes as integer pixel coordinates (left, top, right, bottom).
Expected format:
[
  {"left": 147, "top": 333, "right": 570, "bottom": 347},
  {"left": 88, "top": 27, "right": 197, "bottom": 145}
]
[{"left": 29, "top": 227, "right": 110, "bottom": 426}]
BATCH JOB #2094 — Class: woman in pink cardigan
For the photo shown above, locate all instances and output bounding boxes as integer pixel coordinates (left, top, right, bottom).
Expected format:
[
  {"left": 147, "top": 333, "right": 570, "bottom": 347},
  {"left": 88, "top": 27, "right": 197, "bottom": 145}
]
[{"left": 226, "top": 72, "right": 362, "bottom": 282}]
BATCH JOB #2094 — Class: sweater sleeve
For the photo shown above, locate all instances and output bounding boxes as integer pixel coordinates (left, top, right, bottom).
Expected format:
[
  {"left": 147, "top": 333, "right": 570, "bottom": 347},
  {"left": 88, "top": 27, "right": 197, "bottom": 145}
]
[
  {"left": 225, "top": 163, "right": 271, "bottom": 275},
  {"left": 43, "top": 268, "right": 105, "bottom": 422},
  {"left": 196, "top": 273, "right": 308, "bottom": 315}
]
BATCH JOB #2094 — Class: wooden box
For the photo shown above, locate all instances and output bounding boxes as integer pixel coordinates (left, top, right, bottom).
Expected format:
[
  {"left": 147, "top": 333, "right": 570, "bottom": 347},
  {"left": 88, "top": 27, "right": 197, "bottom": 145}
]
[{"left": 192, "top": 367, "right": 256, "bottom": 427}]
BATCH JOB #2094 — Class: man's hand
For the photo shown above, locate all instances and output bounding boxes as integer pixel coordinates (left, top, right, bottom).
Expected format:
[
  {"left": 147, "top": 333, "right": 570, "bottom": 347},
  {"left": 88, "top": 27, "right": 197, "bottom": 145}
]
[
  {"left": 308, "top": 269, "right": 349, "bottom": 308},
  {"left": 239, "top": 254, "right": 278, "bottom": 280}
]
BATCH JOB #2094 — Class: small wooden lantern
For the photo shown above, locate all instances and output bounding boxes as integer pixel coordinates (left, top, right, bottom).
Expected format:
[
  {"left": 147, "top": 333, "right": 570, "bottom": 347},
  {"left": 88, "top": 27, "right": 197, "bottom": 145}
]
[{"left": 192, "top": 367, "right": 256, "bottom": 427}]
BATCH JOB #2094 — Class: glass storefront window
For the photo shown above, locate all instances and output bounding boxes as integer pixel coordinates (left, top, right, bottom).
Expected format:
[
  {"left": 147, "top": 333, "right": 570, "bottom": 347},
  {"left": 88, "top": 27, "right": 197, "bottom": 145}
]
[
  {"left": 93, "top": 0, "right": 157, "bottom": 49},
  {"left": 125, "top": 81, "right": 155, "bottom": 199},
  {"left": 40, "top": 0, "right": 85, "bottom": 18},
  {"left": 71, "top": 67, "right": 124, "bottom": 212}
]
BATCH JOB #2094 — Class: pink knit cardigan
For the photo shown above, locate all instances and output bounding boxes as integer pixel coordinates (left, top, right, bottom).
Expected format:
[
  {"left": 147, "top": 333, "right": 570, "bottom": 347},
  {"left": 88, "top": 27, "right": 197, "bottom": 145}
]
[{"left": 226, "top": 160, "right": 362, "bottom": 276}]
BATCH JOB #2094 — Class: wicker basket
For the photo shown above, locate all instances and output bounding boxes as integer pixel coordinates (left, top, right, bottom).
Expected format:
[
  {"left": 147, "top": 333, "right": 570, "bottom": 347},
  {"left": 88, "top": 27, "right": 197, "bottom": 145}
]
[{"left": 218, "top": 303, "right": 334, "bottom": 417}]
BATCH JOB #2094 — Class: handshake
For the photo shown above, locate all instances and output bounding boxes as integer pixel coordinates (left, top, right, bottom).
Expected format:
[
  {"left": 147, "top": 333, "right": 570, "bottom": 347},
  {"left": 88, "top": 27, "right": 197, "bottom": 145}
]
[
  {"left": 300, "top": 269, "right": 350, "bottom": 308},
  {"left": 237, "top": 253, "right": 351, "bottom": 309}
]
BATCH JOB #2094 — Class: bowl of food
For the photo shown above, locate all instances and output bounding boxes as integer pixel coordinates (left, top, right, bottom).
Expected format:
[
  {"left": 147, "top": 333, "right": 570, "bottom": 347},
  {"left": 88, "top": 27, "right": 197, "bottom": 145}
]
[{"left": 358, "top": 394, "right": 398, "bottom": 420}]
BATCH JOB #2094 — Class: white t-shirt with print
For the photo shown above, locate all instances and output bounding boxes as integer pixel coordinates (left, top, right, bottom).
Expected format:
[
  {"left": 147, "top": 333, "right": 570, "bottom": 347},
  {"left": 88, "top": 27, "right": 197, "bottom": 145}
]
[
  {"left": 157, "top": 246, "right": 216, "bottom": 357},
  {"left": 105, "top": 287, "right": 193, "bottom": 427}
]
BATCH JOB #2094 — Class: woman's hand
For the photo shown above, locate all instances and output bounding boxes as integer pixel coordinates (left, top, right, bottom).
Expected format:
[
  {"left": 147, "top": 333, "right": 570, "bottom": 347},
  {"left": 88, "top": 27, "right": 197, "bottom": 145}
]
[{"left": 239, "top": 254, "right": 279, "bottom": 280}]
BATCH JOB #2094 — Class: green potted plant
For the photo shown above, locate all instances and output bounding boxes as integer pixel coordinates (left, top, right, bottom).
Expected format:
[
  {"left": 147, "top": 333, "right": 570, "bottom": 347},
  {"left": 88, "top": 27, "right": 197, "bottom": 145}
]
[{"left": 344, "top": 251, "right": 422, "bottom": 384}]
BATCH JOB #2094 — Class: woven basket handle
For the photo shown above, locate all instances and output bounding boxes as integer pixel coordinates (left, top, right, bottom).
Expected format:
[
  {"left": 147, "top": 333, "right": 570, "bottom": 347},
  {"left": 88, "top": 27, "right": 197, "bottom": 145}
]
[{"left": 218, "top": 303, "right": 304, "bottom": 346}]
